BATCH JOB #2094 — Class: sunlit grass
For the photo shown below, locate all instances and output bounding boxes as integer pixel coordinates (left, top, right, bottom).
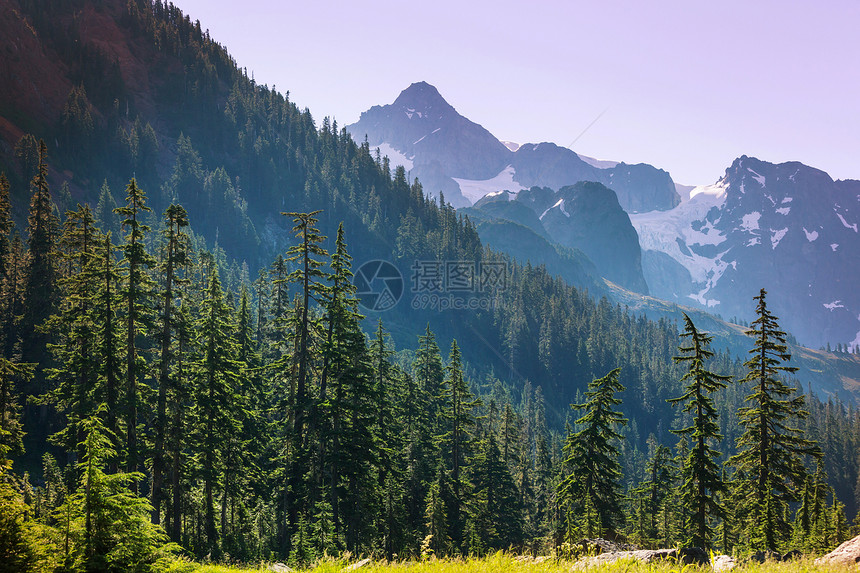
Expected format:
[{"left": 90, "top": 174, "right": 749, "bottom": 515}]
[{"left": 156, "top": 552, "right": 859, "bottom": 573}]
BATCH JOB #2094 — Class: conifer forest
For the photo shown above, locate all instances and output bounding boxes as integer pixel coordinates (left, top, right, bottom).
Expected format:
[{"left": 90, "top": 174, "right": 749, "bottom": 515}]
[{"left": 1, "top": 1, "right": 860, "bottom": 572}]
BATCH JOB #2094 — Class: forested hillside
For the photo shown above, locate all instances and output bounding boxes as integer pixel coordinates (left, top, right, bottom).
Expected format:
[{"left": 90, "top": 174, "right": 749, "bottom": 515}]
[{"left": 1, "top": 0, "right": 860, "bottom": 570}]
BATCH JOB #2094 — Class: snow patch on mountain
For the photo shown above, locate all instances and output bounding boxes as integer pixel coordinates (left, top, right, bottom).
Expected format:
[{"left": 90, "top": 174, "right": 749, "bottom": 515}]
[
  {"left": 836, "top": 212, "right": 858, "bottom": 232},
  {"left": 776, "top": 207, "right": 791, "bottom": 215},
  {"left": 748, "top": 168, "right": 766, "bottom": 187},
  {"left": 540, "top": 198, "right": 569, "bottom": 220},
  {"left": 831, "top": 243, "right": 839, "bottom": 251},
  {"left": 741, "top": 212, "right": 761, "bottom": 232},
  {"left": 576, "top": 153, "right": 620, "bottom": 169},
  {"left": 771, "top": 228, "right": 788, "bottom": 249},
  {"left": 803, "top": 228, "right": 819, "bottom": 241},
  {"left": 484, "top": 189, "right": 516, "bottom": 200},
  {"left": 630, "top": 181, "right": 728, "bottom": 285},
  {"left": 688, "top": 251, "right": 731, "bottom": 308},
  {"left": 452, "top": 166, "right": 526, "bottom": 204},
  {"left": 824, "top": 300, "right": 845, "bottom": 311},
  {"left": 373, "top": 142, "right": 413, "bottom": 171}
]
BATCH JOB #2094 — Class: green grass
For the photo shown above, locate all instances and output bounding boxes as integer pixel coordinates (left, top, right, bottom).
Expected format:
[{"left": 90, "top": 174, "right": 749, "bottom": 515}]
[{"left": 155, "top": 553, "right": 858, "bottom": 573}]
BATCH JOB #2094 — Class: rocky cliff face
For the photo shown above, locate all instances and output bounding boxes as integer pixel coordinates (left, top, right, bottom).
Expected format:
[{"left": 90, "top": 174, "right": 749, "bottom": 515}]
[{"left": 538, "top": 181, "right": 649, "bottom": 294}]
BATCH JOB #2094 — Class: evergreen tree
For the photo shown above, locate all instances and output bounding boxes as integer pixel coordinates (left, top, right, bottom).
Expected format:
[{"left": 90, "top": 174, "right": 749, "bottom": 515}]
[
  {"left": 152, "top": 204, "right": 190, "bottom": 526},
  {"left": 728, "top": 289, "right": 822, "bottom": 551},
  {"left": 281, "top": 210, "right": 328, "bottom": 537},
  {"left": 467, "top": 432, "right": 522, "bottom": 552},
  {"left": 21, "top": 140, "right": 59, "bottom": 371},
  {"left": 558, "top": 368, "right": 627, "bottom": 539},
  {"left": 0, "top": 173, "right": 12, "bottom": 280},
  {"left": 1, "top": 358, "right": 35, "bottom": 462},
  {"left": 90, "top": 233, "right": 123, "bottom": 466},
  {"left": 114, "top": 178, "right": 156, "bottom": 478},
  {"left": 667, "top": 314, "right": 730, "bottom": 549},
  {"left": 630, "top": 436, "right": 675, "bottom": 545},
  {"left": 57, "top": 410, "right": 172, "bottom": 572},
  {"left": 438, "top": 340, "right": 480, "bottom": 550},
  {"left": 43, "top": 205, "right": 102, "bottom": 459},
  {"left": 93, "top": 180, "right": 120, "bottom": 239},
  {"left": 191, "top": 264, "right": 242, "bottom": 557},
  {"left": 1, "top": 235, "right": 26, "bottom": 359},
  {"left": 424, "top": 464, "right": 452, "bottom": 557}
]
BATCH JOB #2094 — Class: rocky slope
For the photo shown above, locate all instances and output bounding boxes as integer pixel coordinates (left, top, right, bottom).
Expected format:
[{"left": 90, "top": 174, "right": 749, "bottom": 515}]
[{"left": 539, "top": 182, "right": 649, "bottom": 294}]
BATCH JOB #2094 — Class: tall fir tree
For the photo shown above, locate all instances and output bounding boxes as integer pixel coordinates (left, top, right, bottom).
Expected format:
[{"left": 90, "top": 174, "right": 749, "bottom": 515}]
[
  {"left": 21, "top": 140, "right": 59, "bottom": 373},
  {"left": 90, "top": 233, "right": 123, "bottom": 468},
  {"left": 0, "top": 358, "right": 35, "bottom": 461},
  {"left": 44, "top": 205, "right": 102, "bottom": 459},
  {"left": 438, "top": 340, "right": 480, "bottom": 551},
  {"left": 278, "top": 211, "right": 328, "bottom": 547},
  {"left": 667, "top": 314, "right": 730, "bottom": 549},
  {"left": 558, "top": 368, "right": 627, "bottom": 539},
  {"left": 114, "top": 178, "right": 156, "bottom": 479},
  {"left": 0, "top": 173, "right": 12, "bottom": 280},
  {"left": 152, "top": 204, "right": 190, "bottom": 526},
  {"left": 191, "top": 264, "right": 242, "bottom": 557},
  {"left": 729, "top": 289, "right": 822, "bottom": 552}
]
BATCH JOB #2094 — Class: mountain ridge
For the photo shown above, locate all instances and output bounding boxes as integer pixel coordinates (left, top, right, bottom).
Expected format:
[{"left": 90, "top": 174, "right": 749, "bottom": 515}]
[
  {"left": 632, "top": 155, "right": 860, "bottom": 349},
  {"left": 347, "top": 82, "right": 681, "bottom": 212}
]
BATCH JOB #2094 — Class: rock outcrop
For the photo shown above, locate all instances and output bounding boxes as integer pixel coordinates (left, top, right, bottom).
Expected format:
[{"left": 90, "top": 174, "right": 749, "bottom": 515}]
[{"left": 815, "top": 534, "right": 860, "bottom": 567}]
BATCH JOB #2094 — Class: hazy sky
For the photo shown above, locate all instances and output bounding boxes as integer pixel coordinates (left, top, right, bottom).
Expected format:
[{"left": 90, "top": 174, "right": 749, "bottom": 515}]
[{"left": 173, "top": 0, "right": 858, "bottom": 185}]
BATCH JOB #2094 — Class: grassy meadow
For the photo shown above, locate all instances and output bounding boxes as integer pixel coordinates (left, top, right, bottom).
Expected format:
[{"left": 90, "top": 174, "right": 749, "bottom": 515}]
[{"left": 154, "top": 552, "right": 858, "bottom": 573}]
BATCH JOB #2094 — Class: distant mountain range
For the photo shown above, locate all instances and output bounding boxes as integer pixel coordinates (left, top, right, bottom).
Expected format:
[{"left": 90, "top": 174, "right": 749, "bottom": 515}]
[
  {"left": 346, "top": 82, "right": 680, "bottom": 212},
  {"left": 350, "top": 84, "right": 860, "bottom": 350},
  {"left": 634, "top": 156, "right": 860, "bottom": 350}
]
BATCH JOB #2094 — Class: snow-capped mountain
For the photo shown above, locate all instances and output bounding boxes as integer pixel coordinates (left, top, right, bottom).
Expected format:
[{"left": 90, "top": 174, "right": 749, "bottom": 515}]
[
  {"left": 347, "top": 82, "right": 680, "bottom": 211},
  {"left": 632, "top": 156, "right": 860, "bottom": 349}
]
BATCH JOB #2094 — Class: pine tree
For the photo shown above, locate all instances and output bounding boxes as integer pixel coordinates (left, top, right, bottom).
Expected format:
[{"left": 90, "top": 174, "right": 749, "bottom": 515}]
[
  {"left": 281, "top": 210, "right": 327, "bottom": 537},
  {"left": 467, "top": 432, "right": 522, "bottom": 552},
  {"left": 152, "top": 204, "right": 190, "bottom": 526},
  {"left": 93, "top": 180, "right": 120, "bottom": 240},
  {"left": 728, "top": 289, "right": 822, "bottom": 552},
  {"left": 438, "top": 340, "right": 480, "bottom": 551},
  {"left": 1, "top": 234, "right": 26, "bottom": 359},
  {"left": 558, "top": 368, "right": 627, "bottom": 539},
  {"left": 1, "top": 358, "right": 35, "bottom": 462},
  {"left": 191, "top": 264, "right": 242, "bottom": 557},
  {"left": 43, "top": 205, "right": 102, "bottom": 459},
  {"left": 424, "top": 464, "right": 452, "bottom": 557},
  {"left": 630, "top": 436, "right": 675, "bottom": 545},
  {"left": 90, "top": 233, "right": 123, "bottom": 467},
  {"left": 58, "top": 410, "right": 171, "bottom": 572},
  {"left": 114, "top": 178, "right": 156, "bottom": 478},
  {"left": 21, "top": 140, "right": 59, "bottom": 371},
  {"left": 0, "top": 173, "right": 12, "bottom": 280},
  {"left": 668, "top": 314, "right": 730, "bottom": 549},
  {"left": 283, "top": 209, "right": 327, "bottom": 446}
]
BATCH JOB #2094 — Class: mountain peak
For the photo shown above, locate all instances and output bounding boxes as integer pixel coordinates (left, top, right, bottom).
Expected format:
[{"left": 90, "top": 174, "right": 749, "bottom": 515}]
[{"left": 392, "top": 81, "right": 454, "bottom": 117}]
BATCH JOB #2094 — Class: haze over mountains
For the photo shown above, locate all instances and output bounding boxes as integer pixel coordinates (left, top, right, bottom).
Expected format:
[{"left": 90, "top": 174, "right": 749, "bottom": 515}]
[
  {"left": 348, "top": 82, "right": 860, "bottom": 350},
  {"left": 346, "top": 82, "right": 680, "bottom": 212}
]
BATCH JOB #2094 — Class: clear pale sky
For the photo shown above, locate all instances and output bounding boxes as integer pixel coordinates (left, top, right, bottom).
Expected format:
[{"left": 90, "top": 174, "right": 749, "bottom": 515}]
[{"left": 172, "top": 0, "right": 858, "bottom": 185}]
